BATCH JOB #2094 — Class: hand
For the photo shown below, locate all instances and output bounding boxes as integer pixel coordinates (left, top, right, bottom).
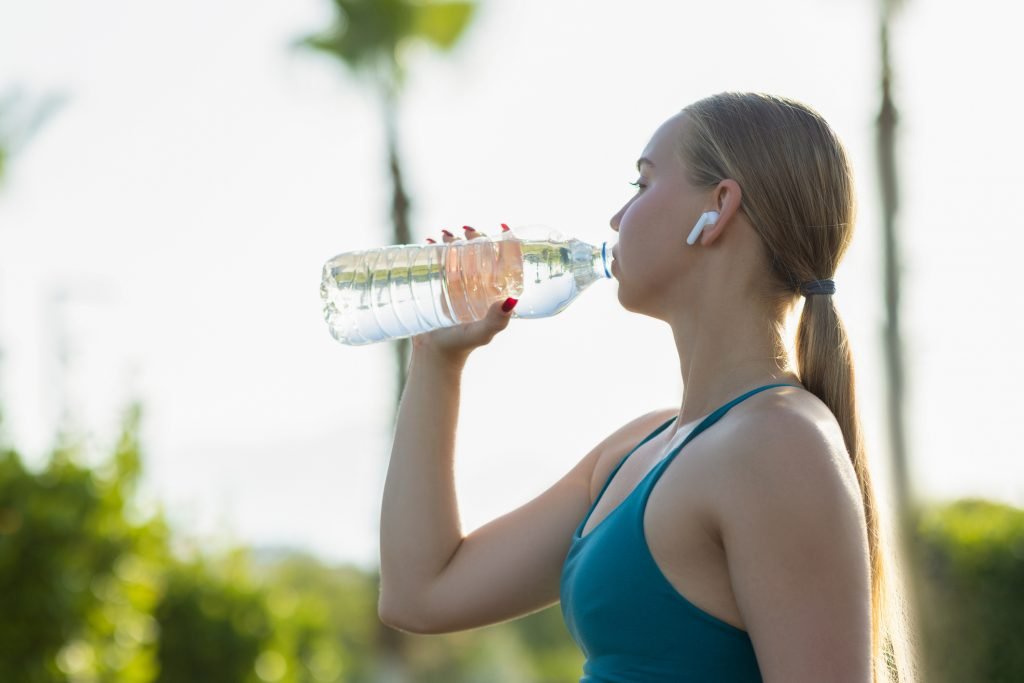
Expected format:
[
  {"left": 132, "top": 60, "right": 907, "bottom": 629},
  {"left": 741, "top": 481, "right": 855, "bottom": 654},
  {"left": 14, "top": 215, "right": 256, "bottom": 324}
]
[{"left": 412, "top": 226, "right": 520, "bottom": 364}]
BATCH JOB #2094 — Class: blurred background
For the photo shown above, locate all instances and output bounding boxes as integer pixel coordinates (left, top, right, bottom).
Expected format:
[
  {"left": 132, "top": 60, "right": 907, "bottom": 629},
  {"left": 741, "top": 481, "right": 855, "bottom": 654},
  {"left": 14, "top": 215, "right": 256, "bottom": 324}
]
[{"left": 1, "top": 0, "right": 1022, "bottom": 681}]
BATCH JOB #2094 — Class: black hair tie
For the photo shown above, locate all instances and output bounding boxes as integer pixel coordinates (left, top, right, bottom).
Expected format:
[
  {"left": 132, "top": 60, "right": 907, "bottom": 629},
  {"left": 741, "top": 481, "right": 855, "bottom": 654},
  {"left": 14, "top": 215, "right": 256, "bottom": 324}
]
[{"left": 800, "top": 279, "right": 836, "bottom": 297}]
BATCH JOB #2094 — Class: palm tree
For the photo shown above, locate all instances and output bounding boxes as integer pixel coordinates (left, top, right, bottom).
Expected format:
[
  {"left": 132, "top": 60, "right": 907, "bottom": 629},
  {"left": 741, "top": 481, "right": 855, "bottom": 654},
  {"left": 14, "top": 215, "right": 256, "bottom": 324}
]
[
  {"left": 877, "top": 0, "right": 929, "bottom": 675},
  {"left": 876, "top": 0, "right": 914, "bottom": 548},
  {"left": 298, "top": 0, "right": 477, "bottom": 415},
  {"left": 297, "top": 2, "right": 477, "bottom": 678}
]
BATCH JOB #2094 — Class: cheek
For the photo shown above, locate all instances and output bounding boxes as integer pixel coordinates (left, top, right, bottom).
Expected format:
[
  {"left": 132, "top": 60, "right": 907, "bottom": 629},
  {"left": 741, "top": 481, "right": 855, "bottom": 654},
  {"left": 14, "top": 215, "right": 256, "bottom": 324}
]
[{"left": 620, "top": 188, "right": 675, "bottom": 239}]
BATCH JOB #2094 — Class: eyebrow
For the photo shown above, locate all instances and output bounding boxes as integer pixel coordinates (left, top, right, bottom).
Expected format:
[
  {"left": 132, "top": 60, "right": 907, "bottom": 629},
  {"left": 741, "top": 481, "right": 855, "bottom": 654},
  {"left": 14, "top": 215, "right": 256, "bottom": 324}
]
[{"left": 636, "top": 157, "right": 655, "bottom": 171}]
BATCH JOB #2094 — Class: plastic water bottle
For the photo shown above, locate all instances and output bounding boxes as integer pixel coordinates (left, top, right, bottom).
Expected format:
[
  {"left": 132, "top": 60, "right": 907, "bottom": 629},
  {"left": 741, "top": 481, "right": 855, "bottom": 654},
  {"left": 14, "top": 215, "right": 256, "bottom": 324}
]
[{"left": 320, "top": 225, "right": 616, "bottom": 345}]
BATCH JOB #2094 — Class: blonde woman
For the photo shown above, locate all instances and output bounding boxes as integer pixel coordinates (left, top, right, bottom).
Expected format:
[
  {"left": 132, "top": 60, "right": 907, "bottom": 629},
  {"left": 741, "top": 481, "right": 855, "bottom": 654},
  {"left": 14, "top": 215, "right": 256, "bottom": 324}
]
[{"left": 378, "top": 92, "right": 917, "bottom": 682}]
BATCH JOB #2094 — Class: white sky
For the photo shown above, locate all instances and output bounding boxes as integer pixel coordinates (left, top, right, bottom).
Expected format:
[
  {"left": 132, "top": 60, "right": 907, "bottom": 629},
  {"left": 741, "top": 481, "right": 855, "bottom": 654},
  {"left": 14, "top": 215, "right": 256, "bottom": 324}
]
[{"left": 1, "top": 0, "right": 1022, "bottom": 570}]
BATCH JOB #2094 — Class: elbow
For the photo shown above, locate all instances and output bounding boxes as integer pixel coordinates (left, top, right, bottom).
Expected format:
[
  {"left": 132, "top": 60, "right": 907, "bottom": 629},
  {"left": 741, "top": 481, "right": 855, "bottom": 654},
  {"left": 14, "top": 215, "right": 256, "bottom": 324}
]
[
  {"left": 377, "top": 601, "right": 415, "bottom": 632},
  {"left": 378, "top": 593, "right": 436, "bottom": 635}
]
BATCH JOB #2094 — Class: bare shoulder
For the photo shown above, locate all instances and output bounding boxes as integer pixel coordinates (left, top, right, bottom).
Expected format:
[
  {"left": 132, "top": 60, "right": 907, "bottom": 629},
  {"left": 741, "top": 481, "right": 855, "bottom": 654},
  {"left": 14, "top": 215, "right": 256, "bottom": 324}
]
[
  {"left": 721, "top": 387, "right": 860, "bottom": 494},
  {"left": 588, "top": 407, "right": 678, "bottom": 501},
  {"left": 708, "top": 386, "right": 867, "bottom": 543}
]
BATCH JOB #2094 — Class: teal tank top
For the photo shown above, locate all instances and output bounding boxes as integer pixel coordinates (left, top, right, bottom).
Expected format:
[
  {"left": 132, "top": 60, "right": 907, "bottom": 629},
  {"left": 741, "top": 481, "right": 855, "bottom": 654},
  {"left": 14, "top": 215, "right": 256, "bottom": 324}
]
[{"left": 560, "top": 383, "right": 799, "bottom": 682}]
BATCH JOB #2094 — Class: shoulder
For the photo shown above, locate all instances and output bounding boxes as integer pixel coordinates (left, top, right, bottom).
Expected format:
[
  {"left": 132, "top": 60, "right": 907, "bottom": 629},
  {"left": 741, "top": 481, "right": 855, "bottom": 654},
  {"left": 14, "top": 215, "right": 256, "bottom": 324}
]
[
  {"left": 709, "top": 387, "right": 871, "bottom": 583},
  {"left": 715, "top": 389, "right": 861, "bottom": 510}
]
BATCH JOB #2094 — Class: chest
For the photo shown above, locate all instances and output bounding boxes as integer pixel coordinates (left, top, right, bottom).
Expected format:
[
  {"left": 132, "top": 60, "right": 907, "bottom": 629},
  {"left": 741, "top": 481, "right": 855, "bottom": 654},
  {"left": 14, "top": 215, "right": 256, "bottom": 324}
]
[
  {"left": 579, "top": 428, "right": 748, "bottom": 631},
  {"left": 581, "top": 429, "right": 722, "bottom": 539}
]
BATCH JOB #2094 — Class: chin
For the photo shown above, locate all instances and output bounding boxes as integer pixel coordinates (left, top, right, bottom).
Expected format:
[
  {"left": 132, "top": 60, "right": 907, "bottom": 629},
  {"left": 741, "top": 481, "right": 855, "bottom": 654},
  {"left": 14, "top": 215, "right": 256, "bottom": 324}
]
[
  {"left": 615, "top": 285, "right": 668, "bottom": 322},
  {"left": 615, "top": 284, "right": 642, "bottom": 315}
]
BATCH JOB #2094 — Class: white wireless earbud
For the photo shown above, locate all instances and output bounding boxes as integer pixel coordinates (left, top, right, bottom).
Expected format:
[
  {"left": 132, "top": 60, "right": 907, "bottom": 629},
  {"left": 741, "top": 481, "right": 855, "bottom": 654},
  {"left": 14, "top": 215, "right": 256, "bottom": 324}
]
[{"left": 686, "top": 211, "right": 720, "bottom": 246}]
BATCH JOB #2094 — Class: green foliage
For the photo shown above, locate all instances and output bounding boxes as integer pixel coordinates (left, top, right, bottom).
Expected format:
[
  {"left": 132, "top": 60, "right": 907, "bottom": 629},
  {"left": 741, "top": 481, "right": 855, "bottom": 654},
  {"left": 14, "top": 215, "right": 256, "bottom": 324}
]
[
  {"left": 297, "top": 0, "right": 477, "bottom": 88},
  {"left": 255, "top": 552, "right": 379, "bottom": 683},
  {"left": 409, "top": 1, "right": 475, "bottom": 51},
  {"left": 154, "top": 554, "right": 271, "bottom": 683},
  {"left": 0, "top": 408, "right": 167, "bottom": 683},
  {"left": 507, "top": 607, "right": 586, "bottom": 682},
  {"left": 916, "top": 498, "right": 1024, "bottom": 682}
]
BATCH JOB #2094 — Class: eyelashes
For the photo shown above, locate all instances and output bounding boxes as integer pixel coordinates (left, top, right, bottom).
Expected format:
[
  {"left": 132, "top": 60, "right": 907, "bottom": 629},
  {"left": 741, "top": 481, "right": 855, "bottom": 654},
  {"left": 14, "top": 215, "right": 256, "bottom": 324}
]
[{"left": 629, "top": 180, "right": 646, "bottom": 191}]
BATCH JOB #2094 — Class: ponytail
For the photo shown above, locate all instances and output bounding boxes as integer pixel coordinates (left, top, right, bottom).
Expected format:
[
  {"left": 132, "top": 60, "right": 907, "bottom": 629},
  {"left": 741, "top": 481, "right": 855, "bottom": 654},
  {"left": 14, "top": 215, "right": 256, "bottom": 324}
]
[{"left": 796, "top": 293, "right": 917, "bottom": 682}]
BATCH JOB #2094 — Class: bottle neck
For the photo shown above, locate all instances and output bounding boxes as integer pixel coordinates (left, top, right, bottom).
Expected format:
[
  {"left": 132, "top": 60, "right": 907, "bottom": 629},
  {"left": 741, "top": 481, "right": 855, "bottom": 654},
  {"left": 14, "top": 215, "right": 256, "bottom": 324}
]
[
  {"left": 599, "top": 241, "right": 614, "bottom": 279},
  {"left": 570, "top": 239, "right": 615, "bottom": 290}
]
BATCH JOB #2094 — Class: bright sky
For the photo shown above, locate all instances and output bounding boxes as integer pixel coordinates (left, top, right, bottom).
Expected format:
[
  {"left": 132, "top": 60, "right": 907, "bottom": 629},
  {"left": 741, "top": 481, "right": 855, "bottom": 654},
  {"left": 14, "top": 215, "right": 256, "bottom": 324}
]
[{"left": 1, "top": 0, "right": 1021, "bottom": 570}]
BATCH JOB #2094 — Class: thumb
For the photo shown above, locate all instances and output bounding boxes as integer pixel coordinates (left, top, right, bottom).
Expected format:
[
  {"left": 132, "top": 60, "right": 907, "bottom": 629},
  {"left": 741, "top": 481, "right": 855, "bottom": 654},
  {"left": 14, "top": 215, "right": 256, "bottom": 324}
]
[
  {"left": 499, "top": 297, "right": 518, "bottom": 315},
  {"left": 488, "top": 297, "right": 517, "bottom": 328}
]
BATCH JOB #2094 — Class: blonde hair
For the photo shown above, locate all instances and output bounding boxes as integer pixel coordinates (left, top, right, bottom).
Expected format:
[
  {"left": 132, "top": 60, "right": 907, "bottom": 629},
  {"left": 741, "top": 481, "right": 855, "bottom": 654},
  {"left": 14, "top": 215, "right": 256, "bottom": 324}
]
[{"left": 679, "top": 92, "right": 919, "bottom": 682}]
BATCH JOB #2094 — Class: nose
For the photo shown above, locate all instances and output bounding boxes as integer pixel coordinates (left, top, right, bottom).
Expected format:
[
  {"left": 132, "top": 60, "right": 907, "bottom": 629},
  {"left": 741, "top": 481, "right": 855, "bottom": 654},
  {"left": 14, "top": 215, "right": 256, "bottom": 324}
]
[{"left": 609, "top": 206, "right": 623, "bottom": 232}]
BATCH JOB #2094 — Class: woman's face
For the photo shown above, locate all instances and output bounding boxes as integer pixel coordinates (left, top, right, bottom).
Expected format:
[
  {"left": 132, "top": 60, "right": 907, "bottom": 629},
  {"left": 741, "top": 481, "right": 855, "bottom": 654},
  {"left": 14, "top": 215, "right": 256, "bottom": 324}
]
[{"left": 609, "top": 113, "right": 708, "bottom": 314}]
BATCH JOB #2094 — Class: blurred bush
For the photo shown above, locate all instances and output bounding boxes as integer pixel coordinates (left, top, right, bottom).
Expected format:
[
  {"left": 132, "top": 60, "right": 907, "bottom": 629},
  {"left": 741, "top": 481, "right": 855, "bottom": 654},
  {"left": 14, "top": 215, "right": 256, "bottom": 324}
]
[
  {"left": 154, "top": 554, "right": 271, "bottom": 683},
  {"left": 916, "top": 498, "right": 1024, "bottom": 682},
  {"left": 0, "top": 406, "right": 167, "bottom": 683}
]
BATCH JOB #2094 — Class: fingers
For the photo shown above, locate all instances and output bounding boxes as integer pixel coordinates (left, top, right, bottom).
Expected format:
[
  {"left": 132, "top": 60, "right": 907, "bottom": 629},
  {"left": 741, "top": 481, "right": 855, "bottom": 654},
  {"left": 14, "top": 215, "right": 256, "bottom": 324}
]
[
  {"left": 423, "top": 229, "right": 457, "bottom": 245},
  {"left": 426, "top": 225, "right": 507, "bottom": 244}
]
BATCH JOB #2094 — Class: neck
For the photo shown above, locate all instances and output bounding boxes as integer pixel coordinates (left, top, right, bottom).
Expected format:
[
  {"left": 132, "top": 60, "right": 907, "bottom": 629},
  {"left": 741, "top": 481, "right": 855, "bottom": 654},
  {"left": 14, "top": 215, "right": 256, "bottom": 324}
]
[{"left": 668, "top": 297, "right": 801, "bottom": 433}]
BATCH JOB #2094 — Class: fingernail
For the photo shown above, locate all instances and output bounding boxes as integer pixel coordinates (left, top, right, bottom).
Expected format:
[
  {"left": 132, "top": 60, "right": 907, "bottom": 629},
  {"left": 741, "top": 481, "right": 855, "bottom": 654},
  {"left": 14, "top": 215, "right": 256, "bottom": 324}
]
[
  {"left": 501, "top": 297, "right": 518, "bottom": 313},
  {"left": 441, "top": 229, "right": 454, "bottom": 237},
  {"left": 501, "top": 223, "right": 511, "bottom": 232},
  {"left": 425, "top": 238, "right": 436, "bottom": 244},
  {"left": 463, "top": 225, "right": 476, "bottom": 233}
]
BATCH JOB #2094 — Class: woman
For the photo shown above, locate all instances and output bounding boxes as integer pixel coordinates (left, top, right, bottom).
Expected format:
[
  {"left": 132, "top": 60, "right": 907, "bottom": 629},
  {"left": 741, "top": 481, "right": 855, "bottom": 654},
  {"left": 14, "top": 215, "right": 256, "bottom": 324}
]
[{"left": 378, "top": 92, "right": 917, "bottom": 682}]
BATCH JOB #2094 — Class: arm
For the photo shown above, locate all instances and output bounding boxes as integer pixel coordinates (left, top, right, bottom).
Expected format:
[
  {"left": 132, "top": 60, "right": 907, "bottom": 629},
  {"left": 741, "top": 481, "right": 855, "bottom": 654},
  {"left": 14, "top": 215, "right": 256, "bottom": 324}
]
[
  {"left": 717, "top": 410, "right": 872, "bottom": 682},
  {"left": 377, "top": 345, "right": 468, "bottom": 626},
  {"left": 378, "top": 338, "right": 672, "bottom": 633}
]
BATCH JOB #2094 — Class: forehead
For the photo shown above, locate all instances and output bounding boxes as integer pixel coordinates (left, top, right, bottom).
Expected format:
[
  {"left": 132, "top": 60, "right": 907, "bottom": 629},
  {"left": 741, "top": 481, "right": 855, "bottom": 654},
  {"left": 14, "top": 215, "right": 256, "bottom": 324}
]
[{"left": 639, "top": 112, "right": 689, "bottom": 169}]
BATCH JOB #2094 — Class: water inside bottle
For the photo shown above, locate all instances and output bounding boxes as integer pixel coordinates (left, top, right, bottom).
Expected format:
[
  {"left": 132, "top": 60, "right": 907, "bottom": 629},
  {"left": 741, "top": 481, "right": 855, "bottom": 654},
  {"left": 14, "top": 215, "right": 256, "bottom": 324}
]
[{"left": 321, "top": 236, "right": 609, "bottom": 345}]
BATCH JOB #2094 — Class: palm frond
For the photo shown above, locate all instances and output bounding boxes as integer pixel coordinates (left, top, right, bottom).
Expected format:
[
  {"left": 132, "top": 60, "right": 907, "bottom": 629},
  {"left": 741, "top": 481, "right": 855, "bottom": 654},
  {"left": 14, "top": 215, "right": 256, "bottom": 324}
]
[{"left": 410, "top": 1, "right": 476, "bottom": 51}]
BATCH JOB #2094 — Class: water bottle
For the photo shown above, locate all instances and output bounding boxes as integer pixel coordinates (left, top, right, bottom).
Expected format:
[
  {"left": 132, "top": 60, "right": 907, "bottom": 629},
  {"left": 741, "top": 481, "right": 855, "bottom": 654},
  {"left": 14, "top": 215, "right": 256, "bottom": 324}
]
[{"left": 320, "top": 225, "right": 616, "bottom": 345}]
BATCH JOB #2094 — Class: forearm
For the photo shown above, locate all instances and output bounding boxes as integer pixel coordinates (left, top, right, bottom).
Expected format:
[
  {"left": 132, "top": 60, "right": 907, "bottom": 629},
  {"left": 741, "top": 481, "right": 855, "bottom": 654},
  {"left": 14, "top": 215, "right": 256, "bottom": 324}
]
[{"left": 378, "top": 346, "right": 467, "bottom": 611}]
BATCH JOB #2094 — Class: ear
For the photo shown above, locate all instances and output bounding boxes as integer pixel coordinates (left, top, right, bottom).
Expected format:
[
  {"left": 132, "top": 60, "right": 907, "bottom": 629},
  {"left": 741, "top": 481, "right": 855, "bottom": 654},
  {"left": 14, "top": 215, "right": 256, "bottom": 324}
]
[{"left": 699, "top": 179, "right": 743, "bottom": 246}]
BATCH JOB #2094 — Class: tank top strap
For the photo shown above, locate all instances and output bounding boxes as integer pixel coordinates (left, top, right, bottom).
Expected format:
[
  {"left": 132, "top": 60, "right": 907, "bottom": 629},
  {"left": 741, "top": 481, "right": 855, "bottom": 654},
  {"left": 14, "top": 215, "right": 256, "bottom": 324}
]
[
  {"left": 577, "top": 414, "right": 677, "bottom": 538},
  {"left": 646, "top": 383, "right": 800, "bottom": 485}
]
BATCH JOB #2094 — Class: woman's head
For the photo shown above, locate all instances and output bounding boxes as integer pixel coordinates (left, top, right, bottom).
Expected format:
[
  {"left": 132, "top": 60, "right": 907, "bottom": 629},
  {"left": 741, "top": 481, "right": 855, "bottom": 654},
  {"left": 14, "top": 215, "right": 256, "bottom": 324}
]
[
  {"left": 679, "top": 92, "right": 856, "bottom": 303},
  {"left": 610, "top": 93, "right": 855, "bottom": 319}
]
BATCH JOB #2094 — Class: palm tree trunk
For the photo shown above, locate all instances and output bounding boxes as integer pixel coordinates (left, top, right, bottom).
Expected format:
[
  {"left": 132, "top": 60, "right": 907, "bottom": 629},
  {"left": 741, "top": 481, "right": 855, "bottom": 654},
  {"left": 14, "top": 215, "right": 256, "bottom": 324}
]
[
  {"left": 877, "top": 11, "right": 912, "bottom": 531},
  {"left": 382, "top": 90, "right": 413, "bottom": 427},
  {"left": 374, "top": 85, "right": 415, "bottom": 683},
  {"left": 877, "top": 4, "right": 927, "bottom": 672}
]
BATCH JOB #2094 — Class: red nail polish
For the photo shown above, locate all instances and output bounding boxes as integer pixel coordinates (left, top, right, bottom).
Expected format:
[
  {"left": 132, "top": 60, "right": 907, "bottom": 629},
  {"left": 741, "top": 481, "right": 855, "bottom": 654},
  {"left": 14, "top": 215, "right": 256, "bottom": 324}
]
[
  {"left": 501, "top": 297, "right": 518, "bottom": 313},
  {"left": 500, "top": 224, "right": 511, "bottom": 232},
  {"left": 425, "top": 238, "right": 436, "bottom": 244},
  {"left": 463, "top": 225, "right": 475, "bottom": 233},
  {"left": 441, "top": 229, "right": 454, "bottom": 237}
]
